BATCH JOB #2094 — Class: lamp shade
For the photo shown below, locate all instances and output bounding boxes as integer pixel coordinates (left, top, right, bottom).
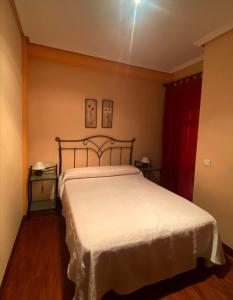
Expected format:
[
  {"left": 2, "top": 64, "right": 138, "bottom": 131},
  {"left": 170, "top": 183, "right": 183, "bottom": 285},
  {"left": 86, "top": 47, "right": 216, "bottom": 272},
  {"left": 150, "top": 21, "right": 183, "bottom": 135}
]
[
  {"left": 141, "top": 156, "right": 150, "bottom": 164},
  {"left": 32, "top": 162, "right": 47, "bottom": 170}
]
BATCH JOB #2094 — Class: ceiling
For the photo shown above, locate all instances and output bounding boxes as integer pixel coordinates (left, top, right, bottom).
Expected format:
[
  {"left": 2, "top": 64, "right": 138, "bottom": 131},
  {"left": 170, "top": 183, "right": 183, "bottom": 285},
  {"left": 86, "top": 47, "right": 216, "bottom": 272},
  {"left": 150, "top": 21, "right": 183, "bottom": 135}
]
[{"left": 15, "top": 0, "right": 233, "bottom": 73}]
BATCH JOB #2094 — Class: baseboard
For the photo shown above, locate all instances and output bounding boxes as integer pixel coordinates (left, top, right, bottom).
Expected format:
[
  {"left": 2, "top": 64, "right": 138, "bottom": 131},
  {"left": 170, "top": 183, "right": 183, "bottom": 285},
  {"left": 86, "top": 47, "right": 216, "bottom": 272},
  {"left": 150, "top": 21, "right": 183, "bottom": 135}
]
[
  {"left": 0, "top": 215, "right": 26, "bottom": 299},
  {"left": 223, "top": 243, "right": 233, "bottom": 258}
]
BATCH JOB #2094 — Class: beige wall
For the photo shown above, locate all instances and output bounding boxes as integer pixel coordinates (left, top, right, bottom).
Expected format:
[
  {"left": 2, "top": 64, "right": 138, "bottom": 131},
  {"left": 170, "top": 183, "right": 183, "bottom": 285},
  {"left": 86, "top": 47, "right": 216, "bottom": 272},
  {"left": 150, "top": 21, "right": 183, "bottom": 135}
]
[
  {"left": 0, "top": 0, "right": 23, "bottom": 283},
  {"left": 194, "top": 30, "right": 233, "bottom": 248},
  {"left": 174, "top": 61, "right": 203, "bottom": 80},
  {"left": 28, "top": 59, "right": 165, "bottom": 199}
]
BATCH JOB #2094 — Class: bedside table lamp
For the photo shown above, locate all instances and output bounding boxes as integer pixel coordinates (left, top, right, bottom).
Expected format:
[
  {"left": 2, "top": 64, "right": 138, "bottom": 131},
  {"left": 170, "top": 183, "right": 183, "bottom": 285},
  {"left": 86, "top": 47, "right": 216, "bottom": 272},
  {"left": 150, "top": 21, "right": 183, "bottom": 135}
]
[
  {"left": 141, "top": 156, "right": 150, "bottom": 164},
  {"left": 32, "top": 162, "right": 46, "bottom": 176},
  {"left": 141, "top": 156, "right": 151, "bottom": 167}
]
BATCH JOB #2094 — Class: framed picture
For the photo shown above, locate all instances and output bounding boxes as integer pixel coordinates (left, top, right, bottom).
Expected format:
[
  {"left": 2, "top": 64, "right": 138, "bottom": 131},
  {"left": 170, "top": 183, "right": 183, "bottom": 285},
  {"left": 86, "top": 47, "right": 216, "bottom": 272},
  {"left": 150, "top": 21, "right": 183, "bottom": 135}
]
[
  {"left": 85, "top": 98, "right": 97, "bottom": 128},
  {"left": 102, "top": 100, "right": 113, "bottom": 128}
]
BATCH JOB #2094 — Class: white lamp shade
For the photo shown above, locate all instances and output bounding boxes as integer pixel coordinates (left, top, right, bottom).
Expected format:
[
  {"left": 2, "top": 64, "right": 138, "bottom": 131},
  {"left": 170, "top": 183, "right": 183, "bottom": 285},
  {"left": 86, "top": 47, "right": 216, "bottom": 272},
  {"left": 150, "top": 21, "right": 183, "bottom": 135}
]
[
  {"left": 141, "top": 156, "right": 150, "bottom": 164},
  {"left": 32, "top": 161, "right": 47, "bottom": 170}
]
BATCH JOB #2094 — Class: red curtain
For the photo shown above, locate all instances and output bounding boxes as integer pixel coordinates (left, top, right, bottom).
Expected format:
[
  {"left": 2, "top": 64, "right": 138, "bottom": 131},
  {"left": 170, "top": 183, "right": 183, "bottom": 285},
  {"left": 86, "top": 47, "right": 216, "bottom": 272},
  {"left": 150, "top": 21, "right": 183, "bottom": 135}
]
[{"left": 160, "top": 74, "right": 202, "bottom": 201}]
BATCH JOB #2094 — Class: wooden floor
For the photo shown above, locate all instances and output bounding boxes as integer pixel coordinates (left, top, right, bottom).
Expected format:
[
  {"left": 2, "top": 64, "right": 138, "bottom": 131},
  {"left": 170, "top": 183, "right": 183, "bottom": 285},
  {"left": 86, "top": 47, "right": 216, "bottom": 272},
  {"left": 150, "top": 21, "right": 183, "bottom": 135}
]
[{"left": 1, "top": 213, "right": 233, "bottom": 300}]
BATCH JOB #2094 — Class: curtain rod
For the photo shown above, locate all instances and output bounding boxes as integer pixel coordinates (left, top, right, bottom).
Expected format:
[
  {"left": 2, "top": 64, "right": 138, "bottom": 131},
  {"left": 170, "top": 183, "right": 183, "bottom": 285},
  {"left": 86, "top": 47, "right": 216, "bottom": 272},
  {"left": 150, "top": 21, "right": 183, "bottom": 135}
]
[{"left": 163, "top": 72, "right": 202, "bottom": 87}]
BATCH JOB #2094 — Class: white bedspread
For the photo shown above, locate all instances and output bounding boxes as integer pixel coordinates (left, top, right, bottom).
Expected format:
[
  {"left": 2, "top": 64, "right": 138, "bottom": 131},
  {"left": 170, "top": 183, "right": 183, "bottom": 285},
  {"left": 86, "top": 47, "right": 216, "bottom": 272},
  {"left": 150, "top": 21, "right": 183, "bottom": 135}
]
[{"left": 60, "top": 165, "right": 225, "bottom": 300}]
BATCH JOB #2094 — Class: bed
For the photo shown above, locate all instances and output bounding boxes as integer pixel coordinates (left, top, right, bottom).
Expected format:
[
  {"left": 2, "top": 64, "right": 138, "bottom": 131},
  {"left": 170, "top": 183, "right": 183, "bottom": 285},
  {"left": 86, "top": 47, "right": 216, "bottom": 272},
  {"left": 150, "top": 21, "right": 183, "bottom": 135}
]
[{"left": 56, "top": 135, "right": 225, "bottom": 300}]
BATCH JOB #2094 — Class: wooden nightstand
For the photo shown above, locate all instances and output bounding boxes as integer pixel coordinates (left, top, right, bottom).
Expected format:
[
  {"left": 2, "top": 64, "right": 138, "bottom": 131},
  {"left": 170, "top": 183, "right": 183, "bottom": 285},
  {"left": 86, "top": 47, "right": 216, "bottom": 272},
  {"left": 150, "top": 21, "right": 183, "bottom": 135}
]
[
  {"left": 27, "top": 165, "right": 58, "bottom": 216},
  {"left": 135, "top": 160, "right": 161, "bottom": 183}
]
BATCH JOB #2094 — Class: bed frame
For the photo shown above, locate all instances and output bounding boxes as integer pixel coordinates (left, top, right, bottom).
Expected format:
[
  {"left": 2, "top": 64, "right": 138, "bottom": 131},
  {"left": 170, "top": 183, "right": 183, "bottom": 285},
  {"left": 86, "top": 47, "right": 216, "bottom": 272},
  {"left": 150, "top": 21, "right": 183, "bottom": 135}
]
[{"left": 55, "top": 135, "right": 136, "bottom": 175}]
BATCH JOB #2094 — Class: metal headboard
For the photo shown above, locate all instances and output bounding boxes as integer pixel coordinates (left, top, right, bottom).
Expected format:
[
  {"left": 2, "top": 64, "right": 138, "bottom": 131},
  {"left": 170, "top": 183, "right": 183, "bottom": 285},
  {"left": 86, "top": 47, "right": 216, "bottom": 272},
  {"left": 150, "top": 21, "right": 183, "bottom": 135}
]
[{"left": 55, "top": 135, "right": 136, "bottom": 175}]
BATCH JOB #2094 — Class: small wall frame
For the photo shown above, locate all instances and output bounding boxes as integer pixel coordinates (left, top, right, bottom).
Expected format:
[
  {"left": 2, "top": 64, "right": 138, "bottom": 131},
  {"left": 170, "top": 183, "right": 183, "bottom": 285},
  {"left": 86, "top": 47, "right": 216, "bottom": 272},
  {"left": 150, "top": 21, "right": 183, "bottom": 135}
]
[
  {"left": 85, "top": 98, "right": 97, "bottom": 128},
  {"left": 102, "top": 99, "right": 113, "bottom": 128}
]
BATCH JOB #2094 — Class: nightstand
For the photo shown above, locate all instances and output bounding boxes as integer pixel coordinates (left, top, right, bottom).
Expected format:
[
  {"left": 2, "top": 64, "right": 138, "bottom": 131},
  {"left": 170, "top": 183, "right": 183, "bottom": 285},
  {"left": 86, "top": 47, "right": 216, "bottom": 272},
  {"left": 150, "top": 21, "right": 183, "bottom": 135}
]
[
  {"left": 27, "top": 165, "right": 58, "bottom": 216},
  {"left": 135, "top": 160, "right": 161, "bottom": 183}
]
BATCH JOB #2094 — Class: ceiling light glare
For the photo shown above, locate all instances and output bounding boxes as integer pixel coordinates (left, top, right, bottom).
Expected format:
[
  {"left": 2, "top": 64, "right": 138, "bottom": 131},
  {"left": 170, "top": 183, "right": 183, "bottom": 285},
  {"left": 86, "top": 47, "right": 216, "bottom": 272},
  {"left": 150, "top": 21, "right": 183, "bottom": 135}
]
[{"left": 134, "top": 0, "right": 142, "bottom": 5}]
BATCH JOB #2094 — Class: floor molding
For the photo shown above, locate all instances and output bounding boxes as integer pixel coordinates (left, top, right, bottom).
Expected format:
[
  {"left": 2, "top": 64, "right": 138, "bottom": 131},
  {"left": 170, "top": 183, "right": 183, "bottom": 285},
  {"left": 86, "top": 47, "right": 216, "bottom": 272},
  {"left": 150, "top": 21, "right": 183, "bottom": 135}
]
[
  {"left": 0, "top": 215, "right": 26, "bottom": 299},
  {"left": 223, "top": 243, "right": 233, "bottom": 258}
]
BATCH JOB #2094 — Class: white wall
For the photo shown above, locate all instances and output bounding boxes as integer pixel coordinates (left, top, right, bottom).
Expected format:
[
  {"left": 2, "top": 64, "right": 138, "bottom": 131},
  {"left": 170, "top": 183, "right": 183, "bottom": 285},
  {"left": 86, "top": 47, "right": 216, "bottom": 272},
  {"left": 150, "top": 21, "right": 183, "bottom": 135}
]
[
  {"left": 0, "top": 0, "right": 23, "bottom": 283},
  {"left": 194, "top": 30, "right": 233, "bottom": 248},
  {"left": 28, "top": 58, "right": 165, "bottom": 168}
]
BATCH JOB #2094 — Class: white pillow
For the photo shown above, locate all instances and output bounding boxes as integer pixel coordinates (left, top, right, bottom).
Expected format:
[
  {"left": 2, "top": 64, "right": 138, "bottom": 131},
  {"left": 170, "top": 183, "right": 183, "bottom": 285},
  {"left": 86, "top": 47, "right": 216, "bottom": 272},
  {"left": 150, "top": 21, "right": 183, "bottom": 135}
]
[{"left": 59, "top": 165, "right": 141, "bottom": 197}]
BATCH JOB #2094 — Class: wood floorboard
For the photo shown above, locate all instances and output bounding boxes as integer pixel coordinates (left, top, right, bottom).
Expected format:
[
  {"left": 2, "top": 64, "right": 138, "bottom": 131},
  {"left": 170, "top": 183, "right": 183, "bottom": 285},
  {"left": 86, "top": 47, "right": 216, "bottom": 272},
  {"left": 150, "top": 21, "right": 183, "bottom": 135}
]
[{"left": 0, "top": 213, "right": 232, "bottom": 300}]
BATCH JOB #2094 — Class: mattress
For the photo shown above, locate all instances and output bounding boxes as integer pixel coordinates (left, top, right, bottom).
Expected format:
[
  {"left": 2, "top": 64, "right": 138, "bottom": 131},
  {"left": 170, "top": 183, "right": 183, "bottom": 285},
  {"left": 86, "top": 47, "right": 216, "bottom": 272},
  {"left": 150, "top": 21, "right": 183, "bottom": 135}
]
[{"left": 59, "top": 165, "right": 225, "bottom": 300}]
